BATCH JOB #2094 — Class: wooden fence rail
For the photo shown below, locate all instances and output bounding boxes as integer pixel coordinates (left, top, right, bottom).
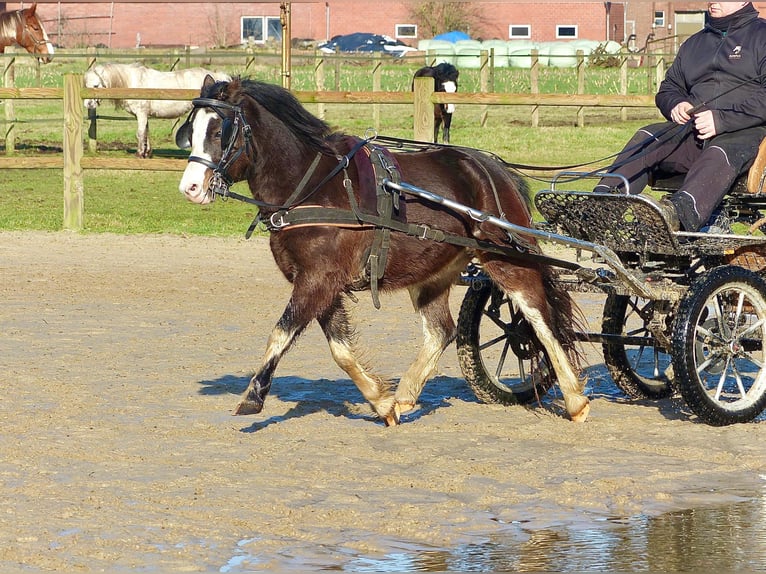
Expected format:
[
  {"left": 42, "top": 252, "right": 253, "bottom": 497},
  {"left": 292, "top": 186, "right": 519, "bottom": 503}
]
[{"left": 1, "top": 73, "right": 657, "bottom": 230}]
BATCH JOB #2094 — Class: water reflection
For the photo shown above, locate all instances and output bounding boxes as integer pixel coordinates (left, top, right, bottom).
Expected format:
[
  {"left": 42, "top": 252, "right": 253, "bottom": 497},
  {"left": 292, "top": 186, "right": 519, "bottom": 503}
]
[{"left": 339, "top": 498, "right": 766, "bottom": 572}]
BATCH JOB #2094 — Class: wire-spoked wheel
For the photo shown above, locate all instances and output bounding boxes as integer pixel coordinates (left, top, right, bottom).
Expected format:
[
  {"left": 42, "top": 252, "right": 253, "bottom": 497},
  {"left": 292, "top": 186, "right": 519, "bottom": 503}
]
[
  {"left": 672, "top": 265, "right": 766, "bottom": 425},
  {"left": 601, "top": 294, "right": 675, "bottom": 399},
  {"left": 456, "top": 279, "right": 554, "bottom": 405}
]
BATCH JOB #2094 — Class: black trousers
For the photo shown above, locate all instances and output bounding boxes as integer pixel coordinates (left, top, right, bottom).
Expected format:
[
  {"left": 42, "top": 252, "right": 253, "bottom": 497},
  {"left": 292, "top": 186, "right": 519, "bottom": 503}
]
[{"left": 595, "top": 121, "right": 766, "bottom": 231}]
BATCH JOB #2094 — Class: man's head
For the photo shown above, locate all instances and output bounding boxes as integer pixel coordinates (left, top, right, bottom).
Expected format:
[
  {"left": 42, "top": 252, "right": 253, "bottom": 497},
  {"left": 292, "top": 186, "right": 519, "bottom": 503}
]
[{"left": 708, "top": 2, "right": 750, "bottom": 17}]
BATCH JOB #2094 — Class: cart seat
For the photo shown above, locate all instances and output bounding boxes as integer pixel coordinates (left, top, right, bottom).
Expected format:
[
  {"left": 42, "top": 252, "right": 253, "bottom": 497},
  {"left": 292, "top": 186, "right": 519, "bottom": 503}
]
[{"left": 651, "top": 136, "right": 766, "bottom": 196}]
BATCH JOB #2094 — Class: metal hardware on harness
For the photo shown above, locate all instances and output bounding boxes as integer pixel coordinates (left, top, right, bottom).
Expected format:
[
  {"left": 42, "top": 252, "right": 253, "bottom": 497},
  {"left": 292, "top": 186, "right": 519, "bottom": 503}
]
[{"left": 269, "top": 212, "right": 289, "bottom": 229}]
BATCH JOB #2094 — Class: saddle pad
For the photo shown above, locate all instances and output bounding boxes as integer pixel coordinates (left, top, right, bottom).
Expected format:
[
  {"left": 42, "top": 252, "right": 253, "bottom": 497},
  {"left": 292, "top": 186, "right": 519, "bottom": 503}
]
[{"left": 342, "top": 136, "right": 406, "bottom": 223}]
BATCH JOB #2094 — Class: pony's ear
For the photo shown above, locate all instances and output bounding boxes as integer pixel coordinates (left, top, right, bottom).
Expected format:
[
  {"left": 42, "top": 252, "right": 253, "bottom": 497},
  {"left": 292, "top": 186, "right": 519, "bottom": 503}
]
[
  {"left": 203, "top": 74, "right": 216, "bottom": 90},
  {"left": 28, "top": 3, "right": 37, "bottom": 15}
]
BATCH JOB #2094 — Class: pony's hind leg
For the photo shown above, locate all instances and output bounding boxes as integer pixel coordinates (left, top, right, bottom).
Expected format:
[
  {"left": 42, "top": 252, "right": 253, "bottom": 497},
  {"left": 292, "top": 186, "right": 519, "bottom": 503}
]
[
  {"left": 394, "top": 284, "right": 456, "bottom": 417},
  {"left": 481, "top": 260, "right": 589, "bottom": 422},
  {"left": 318, "top": 296, "right": 398, "bottom": 425}
]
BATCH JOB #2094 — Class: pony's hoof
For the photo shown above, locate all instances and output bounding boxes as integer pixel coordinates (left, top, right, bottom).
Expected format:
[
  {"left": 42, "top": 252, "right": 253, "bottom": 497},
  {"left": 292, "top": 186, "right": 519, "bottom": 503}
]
[
  {"left": 569, "top": 400, "right": 590, "bottom": 423},
  {"left": 394, "top": 401, "right": 416, "bottom": 419},
  {"left": 383, "top": 409, "right": 400, "bottom": 427},
  {"left": 233, "top": 399, "right": 263, "bottom": 416}
]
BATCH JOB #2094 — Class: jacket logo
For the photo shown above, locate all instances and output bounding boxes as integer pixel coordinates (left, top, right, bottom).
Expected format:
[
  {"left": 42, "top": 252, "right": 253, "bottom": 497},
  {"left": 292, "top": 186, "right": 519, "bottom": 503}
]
[{"left": 730, "top": 45, "right": 742, "bottom": 59}]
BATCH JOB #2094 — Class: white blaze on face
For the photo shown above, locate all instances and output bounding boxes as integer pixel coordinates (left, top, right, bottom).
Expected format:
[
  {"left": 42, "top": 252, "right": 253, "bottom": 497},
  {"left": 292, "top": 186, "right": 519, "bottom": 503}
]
[
  {"left": 42, "top": 27, "right": 54, "bottom": 58},
  {"left": 179, "top": 109, "right": 217, "bottom": 205},
  {"left": 442, "top": 80, "right": 457, "bottom": 115}
]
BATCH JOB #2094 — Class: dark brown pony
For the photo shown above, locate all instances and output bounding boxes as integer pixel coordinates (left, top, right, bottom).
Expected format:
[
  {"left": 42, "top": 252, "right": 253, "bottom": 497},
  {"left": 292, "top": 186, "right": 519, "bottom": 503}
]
[
  {"left": 177, "top": 76, "right": 589, "bottom": 425},
  {"left": 413, "top": 62, "right": 459, "bottom": 143},
  {"left": 0, "top": 4, "right": 54, "bottom": 63}
]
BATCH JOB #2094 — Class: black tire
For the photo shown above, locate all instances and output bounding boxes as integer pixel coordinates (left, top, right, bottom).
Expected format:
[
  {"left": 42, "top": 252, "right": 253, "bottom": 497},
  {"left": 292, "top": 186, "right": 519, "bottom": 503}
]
[
  {"left": 602, "top": 294, "right": 675, "bottom": 399},
  {"left": 456, "top": 280, "right": 554, "bottom": 405},
  {"left": 672, "top": 265, "right": 766, "bottom": 425}
]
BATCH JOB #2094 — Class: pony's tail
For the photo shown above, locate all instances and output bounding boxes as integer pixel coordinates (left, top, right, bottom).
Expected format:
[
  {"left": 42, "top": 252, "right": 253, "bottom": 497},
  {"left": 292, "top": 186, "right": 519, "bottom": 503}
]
[{"left": 542, "top": 266, "right": 586, "bottom": 382}]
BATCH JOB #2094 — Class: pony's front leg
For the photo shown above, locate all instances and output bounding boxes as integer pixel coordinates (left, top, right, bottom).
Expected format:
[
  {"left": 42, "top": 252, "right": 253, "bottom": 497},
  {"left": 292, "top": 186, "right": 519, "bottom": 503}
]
[
  {"left": 395, "top": 285, "right": 456, "bottom": 417},
  {"left": 318, "top": 296, "right": 397, "bottom": 425},
  {"left": 234, "top": 302, "right": 307, "bottom": 416}
]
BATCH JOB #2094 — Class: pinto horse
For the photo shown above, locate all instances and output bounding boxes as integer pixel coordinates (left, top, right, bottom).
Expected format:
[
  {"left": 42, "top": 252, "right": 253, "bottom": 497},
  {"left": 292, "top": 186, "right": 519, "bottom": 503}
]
[
  {"left": 413, "top": 62, "right": 459, "bottom": 143},
  {"left": 177, "top": 76, "right": 589, "bottom": 426},
  {"left": 0, "top": 4, "right": 54, "bottom": 63}
]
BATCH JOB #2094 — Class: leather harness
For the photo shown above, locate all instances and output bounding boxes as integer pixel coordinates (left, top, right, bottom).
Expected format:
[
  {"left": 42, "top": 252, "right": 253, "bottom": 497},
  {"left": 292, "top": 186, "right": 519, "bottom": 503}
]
[{"left": 182, "top": 98, "right": 543, "bottom": 309}]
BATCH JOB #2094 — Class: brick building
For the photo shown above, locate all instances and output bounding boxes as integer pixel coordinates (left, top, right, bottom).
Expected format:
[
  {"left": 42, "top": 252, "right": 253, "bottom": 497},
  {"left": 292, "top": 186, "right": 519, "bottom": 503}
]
[{"left": 6, "top": 1, "right": 766, "bottom": 52}]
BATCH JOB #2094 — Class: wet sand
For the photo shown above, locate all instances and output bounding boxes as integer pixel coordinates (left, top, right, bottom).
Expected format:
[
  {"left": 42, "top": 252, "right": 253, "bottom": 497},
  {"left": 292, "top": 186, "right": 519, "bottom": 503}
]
[{"left": 1, "top": 231, "right": 764, "bottom": 571}]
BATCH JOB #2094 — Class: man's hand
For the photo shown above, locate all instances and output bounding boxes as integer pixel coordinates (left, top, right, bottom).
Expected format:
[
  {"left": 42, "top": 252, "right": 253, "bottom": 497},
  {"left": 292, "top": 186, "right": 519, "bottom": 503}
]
[
  {"left": 693, "top": 109, "right": 718, "bottom": 140},
  {"left": 670, "top": 101, "right": 694, "bottom": 124}
]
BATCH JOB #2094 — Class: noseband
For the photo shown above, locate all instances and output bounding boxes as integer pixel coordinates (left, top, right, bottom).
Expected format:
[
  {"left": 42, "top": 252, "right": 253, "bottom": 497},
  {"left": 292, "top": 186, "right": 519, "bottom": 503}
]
[{"left": 183, "top": 97, "right": 253, "bottom": 199}]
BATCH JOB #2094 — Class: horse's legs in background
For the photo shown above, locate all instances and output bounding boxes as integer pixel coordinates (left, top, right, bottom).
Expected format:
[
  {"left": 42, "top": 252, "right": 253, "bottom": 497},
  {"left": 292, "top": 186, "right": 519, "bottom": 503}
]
[
  {"left": 442, "top": 111, "right": 453, "bottom": 144},
  {"left": 480, "top": 258, "right": 590, "bottom": 422},
  {"left": 433, "top": 105, "right": 444, "bottom": 143},
  {"left": 135, "top": 111, "right": 150, "bottom": 158},
  {"left": 318, "top": 296, "right": 397, "bottom": 425},
  {"left": 394, "top": 282, "right": 457, "bottom": 417}
]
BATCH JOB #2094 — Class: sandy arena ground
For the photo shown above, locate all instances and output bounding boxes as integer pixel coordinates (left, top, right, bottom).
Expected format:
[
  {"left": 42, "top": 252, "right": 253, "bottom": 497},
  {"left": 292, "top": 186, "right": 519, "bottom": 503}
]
[{"left": 1, "top": 231, "right": 764, "bottom": 571}]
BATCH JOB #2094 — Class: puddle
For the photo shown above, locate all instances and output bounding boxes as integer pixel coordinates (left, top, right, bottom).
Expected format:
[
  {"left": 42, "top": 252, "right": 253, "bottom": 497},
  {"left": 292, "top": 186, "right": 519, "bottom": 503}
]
[{"left": 218, "top": 492, "right": 766, "bottom": 572}]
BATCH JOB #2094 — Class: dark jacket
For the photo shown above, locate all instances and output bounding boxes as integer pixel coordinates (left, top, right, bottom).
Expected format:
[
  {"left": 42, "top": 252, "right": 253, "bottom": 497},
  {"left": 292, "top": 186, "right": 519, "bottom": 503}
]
[{"left": 655, "top": 3, "right": 766, "bottom": 134}]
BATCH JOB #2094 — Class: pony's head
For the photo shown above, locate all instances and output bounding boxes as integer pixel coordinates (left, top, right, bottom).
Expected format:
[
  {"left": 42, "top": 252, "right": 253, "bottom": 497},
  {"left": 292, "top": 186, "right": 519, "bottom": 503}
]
[
  {"left": 83, "top": 64, "right": 107, "bottom": 109},
  {"left": 177, "top": 75, "right": 332, "bottom": 205},
  {"left": 15, "top": 4, "right": 53, "bottom": 63}
]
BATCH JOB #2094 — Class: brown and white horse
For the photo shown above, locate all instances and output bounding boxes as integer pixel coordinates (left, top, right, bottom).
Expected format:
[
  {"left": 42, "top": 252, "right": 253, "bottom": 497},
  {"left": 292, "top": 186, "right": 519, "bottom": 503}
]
[
  {"left": 0, "top": 4, "right": 53, "bottom": 63},
  {"left": 177, "top": 76, "right": 590, "bottom": 426}
]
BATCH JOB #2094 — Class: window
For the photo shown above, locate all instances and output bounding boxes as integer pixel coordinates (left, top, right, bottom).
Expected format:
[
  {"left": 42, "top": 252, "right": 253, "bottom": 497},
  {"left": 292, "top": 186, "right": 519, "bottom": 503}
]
[
  {"left": 241, "top": 16, "right": 281, "bottom": 44},
  {"left": 396, "top": 24, "right": 417, "bottom": 39},
  {"left": 509, "top": 24, "right": 531, "bottom": 39},
  {"left": 556, "top": 25, "right": 578, "bottom": 39},
  {"left": 654, "top": 10, "right": 666, "bottom": 27}
]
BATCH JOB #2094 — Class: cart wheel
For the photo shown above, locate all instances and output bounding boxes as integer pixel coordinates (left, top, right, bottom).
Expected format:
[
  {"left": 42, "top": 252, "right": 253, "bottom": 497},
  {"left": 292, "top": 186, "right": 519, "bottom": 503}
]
[
  {"left": 672, "top": 265, "right": 766, "bottom": 425},
  {"left": 602, "top": 294, "right": 674, "bottom": 399},
  {"left": 456, "top": 279, "right": 554, "bottom": 405}
]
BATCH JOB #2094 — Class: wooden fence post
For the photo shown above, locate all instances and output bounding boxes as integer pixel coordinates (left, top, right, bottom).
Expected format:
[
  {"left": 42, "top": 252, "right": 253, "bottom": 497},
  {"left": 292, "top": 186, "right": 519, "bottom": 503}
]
[
  {"left": 576, "top": 49, "right": 585, "bottom": 127},
  {"left": 479, "top": 50, "right": 489, "bottom": 127},
  {"left": 413, "top": 76, "right": 434, "bottom": 142},
  {"left": 531, "top": 49, "right": 539, "bottom": 128},
  {"left": 620, "top": 54, "right": 628, "bottom": 121},
  {"left": 314, "top": 53, "right": 325, "bottom": 120},
  {"left": 63, "top": 74, "right": 84, "bottom": 231},
  {"left": 333, "top": 48, "right": 340, "bottom": 91},
  {"left": 4, "top": 47, "right": 16, "bottom": 154},
  {"left": 372, "top": 52, "right": 381, "bottom": 130}
]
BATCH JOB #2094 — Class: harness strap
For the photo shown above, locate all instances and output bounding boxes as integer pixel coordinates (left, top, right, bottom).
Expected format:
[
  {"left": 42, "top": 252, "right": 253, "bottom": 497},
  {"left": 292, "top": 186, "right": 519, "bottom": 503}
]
[{"left": 264, "top": 204, "right": 576, "bottom": 269}]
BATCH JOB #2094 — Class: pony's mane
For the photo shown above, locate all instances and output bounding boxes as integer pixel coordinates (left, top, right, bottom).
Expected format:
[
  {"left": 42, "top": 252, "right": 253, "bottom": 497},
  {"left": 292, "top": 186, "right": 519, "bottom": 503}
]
[
  {"left": 91, "top": 63, "right": 141, "bottom": 89},
  {"left": 204, "top": 77, "right": 335, "bottom": 153}
]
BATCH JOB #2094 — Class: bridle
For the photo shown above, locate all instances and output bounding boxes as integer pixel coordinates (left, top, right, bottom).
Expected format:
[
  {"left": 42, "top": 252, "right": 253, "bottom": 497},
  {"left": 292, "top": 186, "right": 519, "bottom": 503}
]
[
  {"left": 177, "top": 97, "right": 253, "bottom": 199},
  {"left": 16, "top": 10, "right": 49, "bottom": 52}
]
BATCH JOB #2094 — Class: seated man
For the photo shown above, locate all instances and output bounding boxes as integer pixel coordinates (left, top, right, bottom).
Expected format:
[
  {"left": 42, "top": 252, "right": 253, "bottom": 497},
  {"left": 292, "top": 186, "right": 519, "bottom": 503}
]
[{"left": 595, "top": 2, "right": 766, "bottom": 232}]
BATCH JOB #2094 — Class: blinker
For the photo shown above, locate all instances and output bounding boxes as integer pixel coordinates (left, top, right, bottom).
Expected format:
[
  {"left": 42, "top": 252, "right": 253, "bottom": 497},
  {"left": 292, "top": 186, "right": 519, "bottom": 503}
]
[
  {"left": 221, "top": 118, "right": 234, "bottom": 149},
  {"left": 175, "top": 120, "right": 192, "bottom": 149}
]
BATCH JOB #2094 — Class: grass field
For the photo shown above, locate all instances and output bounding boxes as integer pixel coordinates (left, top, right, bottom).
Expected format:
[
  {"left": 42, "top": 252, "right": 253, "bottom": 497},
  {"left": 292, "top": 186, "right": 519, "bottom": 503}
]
[{"left": 0, "top": 52, "right": 663, "bottom": 235}]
